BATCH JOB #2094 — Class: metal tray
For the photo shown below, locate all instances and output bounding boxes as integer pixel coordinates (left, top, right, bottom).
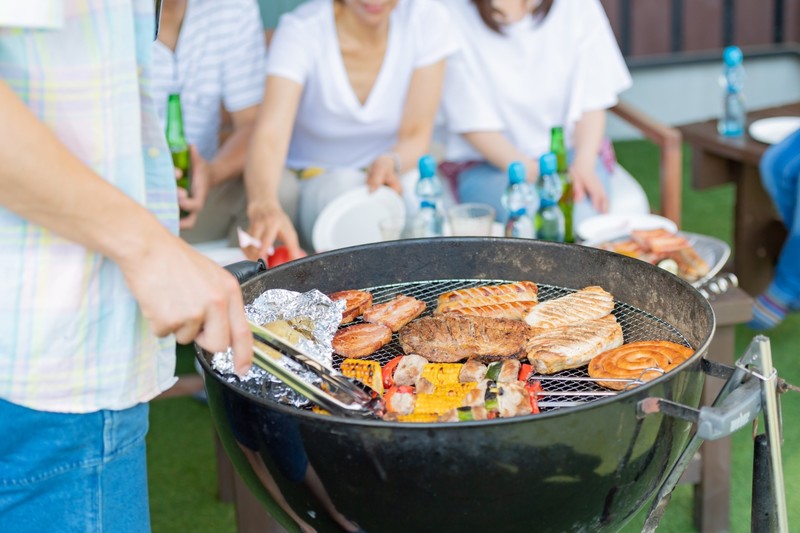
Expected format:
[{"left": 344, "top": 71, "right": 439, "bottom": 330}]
[{"left": 582, "top": 231, "right": 730, "bottom": 288}]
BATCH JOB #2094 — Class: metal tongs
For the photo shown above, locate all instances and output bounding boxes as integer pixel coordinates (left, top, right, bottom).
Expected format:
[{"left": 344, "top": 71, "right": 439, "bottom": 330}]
[{"left": 248, "top": 320, "right": 385, "bottom": 419}]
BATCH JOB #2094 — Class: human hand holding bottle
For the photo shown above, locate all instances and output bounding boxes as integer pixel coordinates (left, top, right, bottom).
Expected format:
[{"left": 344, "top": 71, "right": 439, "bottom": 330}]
[{"left": 177, "top": 145, "right": 210, "bottom": 230}]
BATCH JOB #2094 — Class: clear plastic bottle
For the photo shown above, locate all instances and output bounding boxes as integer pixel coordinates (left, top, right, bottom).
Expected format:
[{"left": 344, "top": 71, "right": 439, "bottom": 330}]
[
  {"left": 535, "top": 153, "right": 565, "bottom": 242},
  {"left": 717, "top": 45, "right": 746, "bottom": 137},
  {"left": 501, "top": 161, "right": 537, "bottom": 238},
  {"left": 413, "top": 155, "right": 444, "bottom": 237}
]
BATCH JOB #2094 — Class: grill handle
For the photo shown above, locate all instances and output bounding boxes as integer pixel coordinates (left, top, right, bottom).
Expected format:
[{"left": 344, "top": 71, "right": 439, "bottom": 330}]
[{"left": 224, "top": 259, "right": 267, "bottom": 285}]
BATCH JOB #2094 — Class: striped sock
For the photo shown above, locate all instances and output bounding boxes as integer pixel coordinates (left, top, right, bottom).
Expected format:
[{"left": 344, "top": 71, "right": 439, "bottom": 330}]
[{"left": 747, "top": 289, "right": 790, "bottom": 330}]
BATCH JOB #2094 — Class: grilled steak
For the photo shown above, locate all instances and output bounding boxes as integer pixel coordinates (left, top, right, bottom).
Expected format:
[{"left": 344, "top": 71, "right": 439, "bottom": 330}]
[
  {"left": 526, "top": 314, "right": 624, "bottom": 374},
  {"left": 435, "top": 281, "right": 538, "bottom": 314},
  {"left": 333, "top": 323, "right": 392, "bottom": 359},
  {"left": 524, "top": 286, "right": 614, "bottom": 329},
  {"left": 363, "top": 294, "right": 426, "bottom": 332},
  {"left": 328, "top": 289, "right": 373, "bottom": 324},
  {"left": 398, "top": 315, "right": 531, "bottom": 363}
]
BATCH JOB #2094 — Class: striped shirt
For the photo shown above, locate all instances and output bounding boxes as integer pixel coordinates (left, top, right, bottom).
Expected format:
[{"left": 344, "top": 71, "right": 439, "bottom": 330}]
[
  {"left": 151, "top": 0, "right": 266, "bottom": 161},
  {"left": 0, "top": 0, "right": 179, "bottom": 413}
]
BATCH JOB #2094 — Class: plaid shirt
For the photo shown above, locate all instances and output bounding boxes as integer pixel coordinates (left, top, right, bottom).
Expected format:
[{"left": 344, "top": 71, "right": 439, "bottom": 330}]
[{"left": 0, "top": 0, "right": 179, "bottom": 413}]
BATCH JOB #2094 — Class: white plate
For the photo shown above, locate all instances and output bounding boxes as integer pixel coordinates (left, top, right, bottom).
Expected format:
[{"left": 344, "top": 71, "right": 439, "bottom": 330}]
[
  {"left": 313, "top": 185, "right": 405, "bottom": 252},
  {"left": 576, "top": 213, "right": 678, "bottom": 243},
  {"left": 748, "top": 116, "right": 800, "bottom": 145}
]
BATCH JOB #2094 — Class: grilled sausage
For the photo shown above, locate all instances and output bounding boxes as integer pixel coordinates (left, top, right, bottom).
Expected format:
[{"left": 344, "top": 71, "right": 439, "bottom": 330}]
[{"left": 436, "top": 281, "right": 538, "bottom": 314}]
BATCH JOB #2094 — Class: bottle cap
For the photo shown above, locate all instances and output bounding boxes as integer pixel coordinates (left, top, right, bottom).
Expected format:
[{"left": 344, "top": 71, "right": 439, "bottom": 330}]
[
  {"left": 420, "top": 200, "right": 436, "bottom": 209},
  {"left": 418, "top": 155, "right": 436, "bottom": 178},
  {"left": 539, "top": 152, "right": 557, "bottom": 175},
  {"left": 723, "top": 46, "right": 743, "bottom": 67},
  {"left": 508, "top": 161, "right": 526, "bottom": 184}
]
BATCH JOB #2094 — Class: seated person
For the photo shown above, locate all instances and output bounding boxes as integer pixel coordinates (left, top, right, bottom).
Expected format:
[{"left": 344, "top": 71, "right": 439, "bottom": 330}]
[
  {"left": 154, "top": 0, "right": 281, "bottom": 244},
  {"left": 749, "top": 127, "right": 800, "bottom": 329},
  {"left": 438, "top": 0, "right": 641, "bottom": 227},
  {"left": 243, "top": 0, "right": 459, "bottom": 257}
]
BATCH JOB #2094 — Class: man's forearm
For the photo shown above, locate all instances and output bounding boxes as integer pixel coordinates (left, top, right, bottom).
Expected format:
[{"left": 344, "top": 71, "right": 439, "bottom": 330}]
[{"left": 0, "top": 82, "right": 174, "bottom": 267}]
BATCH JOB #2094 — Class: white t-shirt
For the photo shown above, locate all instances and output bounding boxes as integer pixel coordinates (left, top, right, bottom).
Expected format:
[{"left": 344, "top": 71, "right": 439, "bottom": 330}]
[
  {"left": 440, "top": 0, "right": 632, "bottom": 162},
  {"left": 267, "top": 0, "right": 459, "bottom": 169},
  {"left": 151, "top": 0, "right": 266, "bottom": 161}
]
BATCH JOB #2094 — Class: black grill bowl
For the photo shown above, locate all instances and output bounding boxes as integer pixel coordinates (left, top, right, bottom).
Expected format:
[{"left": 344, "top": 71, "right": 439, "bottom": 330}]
[{"left": 197, "top": 238, "right": 714, "bottom": 533}]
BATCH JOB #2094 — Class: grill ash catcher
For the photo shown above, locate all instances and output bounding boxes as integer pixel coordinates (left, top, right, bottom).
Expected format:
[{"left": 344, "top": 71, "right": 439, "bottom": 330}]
[{"left": 640, "top": 335, "right": 792, "bottom": 533}]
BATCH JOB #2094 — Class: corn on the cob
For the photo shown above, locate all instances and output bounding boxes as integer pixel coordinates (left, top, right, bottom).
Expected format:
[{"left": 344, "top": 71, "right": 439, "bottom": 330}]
[
  {"left": 414, "top": 383, "right": 477, "bottom": 415},
  {"left": 396, "top": 412, "right": 440, "bottom": 423},
  {"left": 340, "top": 358, "right": 384, "bottom": 394},
  {"left": 420, "top": 363, "right": 464, "bottom": 386}
]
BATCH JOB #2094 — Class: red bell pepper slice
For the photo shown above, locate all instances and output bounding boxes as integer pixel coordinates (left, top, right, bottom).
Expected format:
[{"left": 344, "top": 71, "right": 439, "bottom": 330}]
[
  {"left": 381, "top": 355, "right": 404, "bottom": 389},
  {"left": 525, "top": 380, "right": 543, "bottom": 414},
  {"left": 518, "top": 363, "right": 534, "bottom": 382}
]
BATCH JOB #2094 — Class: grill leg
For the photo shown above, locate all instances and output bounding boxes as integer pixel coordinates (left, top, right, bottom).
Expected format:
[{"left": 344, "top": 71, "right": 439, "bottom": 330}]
[{"left": 751, "top": 434, "right": 774, "bottom": 532}]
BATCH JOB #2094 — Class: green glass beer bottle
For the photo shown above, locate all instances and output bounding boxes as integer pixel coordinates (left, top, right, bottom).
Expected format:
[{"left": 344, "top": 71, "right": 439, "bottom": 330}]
[
  {"left": 550, "top": 126, "right": 574, "bottom": 243},
  {"left": 166, "top": 93, "right": 191, "bottom": 218}
]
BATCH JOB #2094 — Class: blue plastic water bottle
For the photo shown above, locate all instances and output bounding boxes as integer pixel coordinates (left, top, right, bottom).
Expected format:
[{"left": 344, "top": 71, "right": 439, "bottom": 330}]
[
  {"left": 501, "top": 161, "right": 537, "bottom": 238},
  {"left": 717, "top": 46, "right": 746, "bottom": 137},
  {"left": 535, "top": 153, "right": 565, "bottom": 242},
  {"left": 413, "top": 155, "right": 444, "bottom": 237}
]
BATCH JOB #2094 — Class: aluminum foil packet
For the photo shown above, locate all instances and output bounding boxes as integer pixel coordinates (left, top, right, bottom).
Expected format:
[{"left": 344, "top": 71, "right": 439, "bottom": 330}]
[{"left": 211, "top": 288, "right": 345, "bottom": 407}]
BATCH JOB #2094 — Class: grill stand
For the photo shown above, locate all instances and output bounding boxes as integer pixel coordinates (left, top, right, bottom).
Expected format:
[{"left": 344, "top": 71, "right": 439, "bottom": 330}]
[{"left": 641, "top": 335, "right": 789, "bottom": 532}]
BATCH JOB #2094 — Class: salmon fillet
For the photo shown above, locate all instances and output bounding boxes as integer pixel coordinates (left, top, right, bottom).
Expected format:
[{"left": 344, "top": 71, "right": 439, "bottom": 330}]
[
  {"left": 436, "top": 281, "right": 538, "bottom": 314},
  {"left": 398, "top": 315, "right": 531, "bottom": 363},
  {"left": 524, "top": 286, "right": 614, "bottom": 329},
  {"left": 526, "top": 314, "right": 624, "bottom": 374},
  {"left": 441, "top": 300, "right": 537, "bottom": 321},
  {"left": 332, "top": 323, "right": 392, "bottom": 359},
  {"left": 362, "top": 295, "right": 426, "bottom": 332},
  {"left": 328, "top": 290, "right": 373, "bottom": 324}
]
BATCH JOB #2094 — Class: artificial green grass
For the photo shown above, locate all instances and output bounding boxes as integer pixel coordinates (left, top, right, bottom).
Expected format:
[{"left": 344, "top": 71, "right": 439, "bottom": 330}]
[{"left": 147, "top": 140, "right": 799, "bottom": 532}]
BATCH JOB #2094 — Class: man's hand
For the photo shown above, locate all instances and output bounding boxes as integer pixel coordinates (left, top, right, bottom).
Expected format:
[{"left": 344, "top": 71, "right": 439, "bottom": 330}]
[
  {"left": 571, "top": 158, "right": 609, "bottom": 214},
  {"left": 119, "top": 234, "right": 253, "bottom": 375},
  {"left": 178, "top": 145, "right": 211, "bottom": 229}
]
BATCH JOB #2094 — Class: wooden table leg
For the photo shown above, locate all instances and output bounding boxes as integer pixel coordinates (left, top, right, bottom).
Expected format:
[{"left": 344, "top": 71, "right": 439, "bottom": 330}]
[
  {"left": 692, "top": 288, "right": 753, "bottom": 532},
  {"left": 734, "top": 164, "right": 782, "bottom": 296}
]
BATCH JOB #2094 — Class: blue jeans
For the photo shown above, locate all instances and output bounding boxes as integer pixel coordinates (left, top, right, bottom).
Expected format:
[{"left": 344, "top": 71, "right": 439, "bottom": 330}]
[
  {"left": 457, "top": 155, "right": 612, "bottom": 226},
  {"left": 0, "top": 399, "right": 151, "bottom": 533},
  {"left": 759, "top": 128, "right": 800, "bottom": 307}
]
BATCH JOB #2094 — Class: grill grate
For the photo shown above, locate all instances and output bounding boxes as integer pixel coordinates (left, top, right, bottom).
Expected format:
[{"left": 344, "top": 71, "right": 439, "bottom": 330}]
[{"left": 328, "top": 279, "right": 691, "bottom": 412}]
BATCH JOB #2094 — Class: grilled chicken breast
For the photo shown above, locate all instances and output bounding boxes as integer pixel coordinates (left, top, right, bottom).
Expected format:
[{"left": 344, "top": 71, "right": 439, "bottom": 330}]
[
  {"left": 398, "top": 315, "right": 531, "bottom": 363},
  {"left": 526, "top": 314, "right": 624, "bottom": 374},
  {"left": 363, "top": 295, "right": 426, "bottom": 332},
  {"left": 524, "top": 286, "right": 614, "bottom": 329},
  {"left": 332, "top": 323, "right": 392, "bottom": 359},
  {"left": 328, "top": 289, "right": 373, "bottom": 324},
  {"left": 435, "top": 281, "right": 538, "bottom": 314}
]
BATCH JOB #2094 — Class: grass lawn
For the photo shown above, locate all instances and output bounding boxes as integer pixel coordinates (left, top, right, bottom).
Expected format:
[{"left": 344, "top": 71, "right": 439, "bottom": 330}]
[{"left": 147, "top": 140, "right": 799, "bottom": 532}]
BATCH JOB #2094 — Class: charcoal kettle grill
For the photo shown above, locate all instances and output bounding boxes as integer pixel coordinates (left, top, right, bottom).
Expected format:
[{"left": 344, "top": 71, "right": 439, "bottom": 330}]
[{"left": 197, "top": 238, "right": 790, "bottom": 532}]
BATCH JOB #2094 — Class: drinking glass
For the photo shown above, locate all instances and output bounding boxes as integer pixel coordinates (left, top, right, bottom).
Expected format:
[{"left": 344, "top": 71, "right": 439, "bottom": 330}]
[{"left": 447, "top": 203, "right": 496, "bottom": 236}]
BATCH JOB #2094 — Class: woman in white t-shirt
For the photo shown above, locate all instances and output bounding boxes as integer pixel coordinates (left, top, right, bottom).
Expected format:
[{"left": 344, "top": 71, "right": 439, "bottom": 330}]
[
  {"left": 244, "top": 0, "right": 459, "bottom": 256},
  {"left": 439, "top": 0, "right": 633, "bottom": 225}
]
